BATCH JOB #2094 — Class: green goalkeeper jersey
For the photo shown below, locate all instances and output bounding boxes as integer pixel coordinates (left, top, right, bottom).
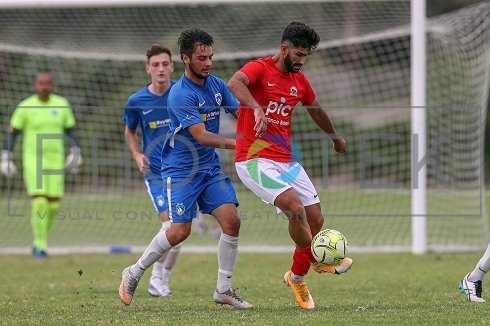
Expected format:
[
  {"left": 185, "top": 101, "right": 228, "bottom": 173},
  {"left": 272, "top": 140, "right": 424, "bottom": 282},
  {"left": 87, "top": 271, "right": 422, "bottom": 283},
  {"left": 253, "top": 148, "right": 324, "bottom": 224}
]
[{"left": 10, "top": 94, "right": 75, "bottom": 169}]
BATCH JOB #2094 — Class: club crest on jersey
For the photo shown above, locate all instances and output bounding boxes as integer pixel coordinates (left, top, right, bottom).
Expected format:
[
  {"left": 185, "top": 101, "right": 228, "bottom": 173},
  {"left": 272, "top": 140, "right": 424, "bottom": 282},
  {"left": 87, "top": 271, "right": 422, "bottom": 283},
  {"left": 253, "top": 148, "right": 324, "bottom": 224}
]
[
  {"left": 290, "top": 86, "right": 298, "bottom": 97},
  {"left": 51, "top": 109, "right": 58, "bottom": 116},
  {"left": 176, "top": 203, "right": 185, "bottom": 216},
  {"left": 215, "top": 93, "right": 222, "bottom": 105}
]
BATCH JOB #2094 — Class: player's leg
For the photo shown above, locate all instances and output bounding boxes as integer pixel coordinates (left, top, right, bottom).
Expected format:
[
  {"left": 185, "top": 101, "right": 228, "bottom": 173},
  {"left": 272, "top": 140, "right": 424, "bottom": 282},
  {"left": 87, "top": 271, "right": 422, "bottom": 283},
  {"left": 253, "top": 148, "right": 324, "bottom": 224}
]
[
  {"left": 119, "top": 175, "right": 199, "bottom": 305},
  {"left": 119, "top": 221, "right": 191, "bottom": 305},
  {"left": 24, "top": 163, "right": 51, "bottom": 257},
  {"left": 144, "top": 179, "right": 180, "bottom": 297},
  {"left": 30, "top": 195, "right": 49, "bottom": 257},
  {"left": 460, "top": 242, "right": 490, "bottom": 302},
  {"left": 236, "top": 159, "right": 314, "bottom": 308},
  {"left": 292, "top": 166, "right": 353, "bottom": 275},
  {"left": 198, "top": 170, "right": 253, "bottom": 310}
]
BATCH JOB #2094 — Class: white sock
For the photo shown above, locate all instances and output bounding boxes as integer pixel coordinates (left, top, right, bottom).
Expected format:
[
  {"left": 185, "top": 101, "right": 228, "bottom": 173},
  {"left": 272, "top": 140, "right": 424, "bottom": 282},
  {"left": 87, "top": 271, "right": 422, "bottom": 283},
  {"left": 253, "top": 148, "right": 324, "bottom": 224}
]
[
  {"left": 291, "top": 272, "right": 305, "bottom": 283},
  {"left": 468, "top": 242, "right": 490, "bottom": 282},
  {"left": 151, "top": 221, "right": 172, "bottom": 280},
  {"left": 216, "top": 233, "right": 239, "bottom": 293},
  {"left": 130, "top": 229, "right": 172, "bottom": 278}
]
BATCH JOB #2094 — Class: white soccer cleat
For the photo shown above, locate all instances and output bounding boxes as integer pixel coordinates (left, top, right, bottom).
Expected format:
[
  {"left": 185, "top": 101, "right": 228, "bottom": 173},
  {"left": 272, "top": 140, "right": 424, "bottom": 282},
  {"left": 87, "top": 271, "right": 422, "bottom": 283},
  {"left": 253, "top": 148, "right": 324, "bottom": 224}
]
[
  {"left": 460, "top": 273, "right": 485, "bottom": 302},
  {"left": 213, "top": 288, "right": 254, "bottom": 310},
  {"left": 148, "top": 276, "right": 173, "bottom": 297},
  {"left": 119, "top": 267, "right": 141, "bottom": 305}
]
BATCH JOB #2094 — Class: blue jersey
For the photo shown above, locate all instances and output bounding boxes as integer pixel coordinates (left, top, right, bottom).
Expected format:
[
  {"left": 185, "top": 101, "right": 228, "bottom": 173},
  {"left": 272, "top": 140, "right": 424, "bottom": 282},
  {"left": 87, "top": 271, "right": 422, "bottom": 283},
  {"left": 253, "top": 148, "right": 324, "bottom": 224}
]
[
  {"left": 123, "top": 81, "right": 176, "bottom": 177},
  {"left": 162, "top": 74, "right": 239, "bottom": 177}
]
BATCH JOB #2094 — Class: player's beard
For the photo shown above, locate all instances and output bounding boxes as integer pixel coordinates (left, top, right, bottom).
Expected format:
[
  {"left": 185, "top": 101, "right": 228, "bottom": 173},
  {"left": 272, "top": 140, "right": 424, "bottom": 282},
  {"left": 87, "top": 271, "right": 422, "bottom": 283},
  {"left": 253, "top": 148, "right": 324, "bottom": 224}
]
[
  {"left": 284, "top": 53, "right": 302, "bottom": 73},
  {"left": 188, "top": 60, "right": 209, "bottom": 80}
]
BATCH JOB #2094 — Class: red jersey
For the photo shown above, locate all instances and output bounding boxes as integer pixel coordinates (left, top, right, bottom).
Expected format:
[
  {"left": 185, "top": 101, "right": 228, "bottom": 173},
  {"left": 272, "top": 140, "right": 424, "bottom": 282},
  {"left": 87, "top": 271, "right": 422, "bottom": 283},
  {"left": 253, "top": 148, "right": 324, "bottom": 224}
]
[{"left": 235, "top": 56, "right": 316, "bottom": 162}]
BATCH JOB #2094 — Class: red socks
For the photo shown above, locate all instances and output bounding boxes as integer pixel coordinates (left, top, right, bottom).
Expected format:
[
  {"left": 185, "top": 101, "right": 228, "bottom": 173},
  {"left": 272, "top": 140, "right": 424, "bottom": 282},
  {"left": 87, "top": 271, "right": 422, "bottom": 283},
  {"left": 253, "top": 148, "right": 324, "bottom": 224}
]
[{"left": 291, "top": 245, "right": 316, "bottom": 276}]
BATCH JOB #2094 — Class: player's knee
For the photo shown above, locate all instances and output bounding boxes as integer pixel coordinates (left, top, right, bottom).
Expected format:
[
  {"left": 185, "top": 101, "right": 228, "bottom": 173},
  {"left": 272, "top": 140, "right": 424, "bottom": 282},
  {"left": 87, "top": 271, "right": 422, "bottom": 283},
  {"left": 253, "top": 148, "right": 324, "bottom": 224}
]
[{"left": 283, "top": 203, "right": 306, "bottom": 222}]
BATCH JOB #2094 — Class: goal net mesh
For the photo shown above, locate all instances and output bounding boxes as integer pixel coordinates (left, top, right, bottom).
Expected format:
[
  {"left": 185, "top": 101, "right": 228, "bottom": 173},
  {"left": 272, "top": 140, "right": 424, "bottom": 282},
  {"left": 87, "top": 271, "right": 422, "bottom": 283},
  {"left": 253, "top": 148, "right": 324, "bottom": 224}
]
[{"left": 0, "top": 1, "right": 489, "bottom": 253}]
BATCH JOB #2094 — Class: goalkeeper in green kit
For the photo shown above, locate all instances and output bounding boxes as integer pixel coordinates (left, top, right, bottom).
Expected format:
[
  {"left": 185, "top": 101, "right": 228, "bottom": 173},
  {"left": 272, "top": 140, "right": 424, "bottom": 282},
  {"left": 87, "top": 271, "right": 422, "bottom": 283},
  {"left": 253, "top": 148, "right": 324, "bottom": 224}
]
[{"left": 1, "top": 72, "right": 82, "bottom": 257}]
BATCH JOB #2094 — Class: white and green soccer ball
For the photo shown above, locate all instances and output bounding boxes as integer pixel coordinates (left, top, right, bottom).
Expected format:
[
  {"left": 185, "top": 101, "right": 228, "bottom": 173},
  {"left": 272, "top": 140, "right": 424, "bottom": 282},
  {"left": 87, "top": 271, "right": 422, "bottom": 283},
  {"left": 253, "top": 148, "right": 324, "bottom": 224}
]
[{"left": 311, "top": 229, "right": 348, "bottom": 266}]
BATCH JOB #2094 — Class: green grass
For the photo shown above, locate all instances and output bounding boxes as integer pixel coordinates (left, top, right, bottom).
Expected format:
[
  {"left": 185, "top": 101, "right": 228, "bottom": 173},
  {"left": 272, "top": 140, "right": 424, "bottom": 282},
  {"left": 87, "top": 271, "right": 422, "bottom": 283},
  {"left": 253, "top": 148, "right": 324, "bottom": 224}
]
[
  {"left": 1, "top": 252, "right": 490, "bottom": 325},
  {"left": 1, "top": 189, "right": 486, "bottom": 249}
]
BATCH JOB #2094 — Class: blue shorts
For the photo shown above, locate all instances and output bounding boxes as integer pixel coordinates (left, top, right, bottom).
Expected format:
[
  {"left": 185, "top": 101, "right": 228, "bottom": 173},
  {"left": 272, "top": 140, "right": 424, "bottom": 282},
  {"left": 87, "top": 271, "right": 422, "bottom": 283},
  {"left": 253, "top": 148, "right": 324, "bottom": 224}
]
[
  {"left": 144, "top": 177, "right": 168, "bottom": 214},
  {"left": 164, "top": 168, "right": 239, "bottom": 223}
]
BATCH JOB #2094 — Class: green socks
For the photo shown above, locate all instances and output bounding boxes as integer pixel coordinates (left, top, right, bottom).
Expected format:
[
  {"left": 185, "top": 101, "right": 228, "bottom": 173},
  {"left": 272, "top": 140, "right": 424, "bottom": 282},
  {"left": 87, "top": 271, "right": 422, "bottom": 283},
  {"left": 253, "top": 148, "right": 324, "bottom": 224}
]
[{"left": 31, "top": 198, "right": 60, "bottom": 251}]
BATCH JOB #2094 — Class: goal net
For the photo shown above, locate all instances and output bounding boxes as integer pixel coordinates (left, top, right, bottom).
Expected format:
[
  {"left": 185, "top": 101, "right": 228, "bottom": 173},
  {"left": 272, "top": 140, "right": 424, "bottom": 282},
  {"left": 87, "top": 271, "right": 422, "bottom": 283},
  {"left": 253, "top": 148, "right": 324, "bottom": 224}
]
[{"left": 0, "top": 0, "right": 489, "bottom": 254}]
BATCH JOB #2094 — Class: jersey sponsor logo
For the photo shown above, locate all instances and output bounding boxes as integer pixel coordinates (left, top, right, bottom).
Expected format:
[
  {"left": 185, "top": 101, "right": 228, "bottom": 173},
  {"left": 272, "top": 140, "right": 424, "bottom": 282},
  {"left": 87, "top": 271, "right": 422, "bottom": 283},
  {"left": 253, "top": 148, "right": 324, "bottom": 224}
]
[
  {"left": 245, "top": 137, "right": 302, "bottom": 190},
  {"left": 267, "top": 82, "right": 277, "bottom": 86},
  {"left": 266, "top": 97, "right": 292, "bottom": 117},
  {"left": 51, "top": 109, "right": 58, "bottom": 116},
  {"left": 149, "top": 119, "right": 170, "bottom": 129},
  {"left": 143, "top": 109, "right": 154, "bottom": 115},
  {"left": 215, "top": 93, "right": 222, "bottom": 105},
  {"left": 200, "top": 110, "right": 220, "bottom": 122},
  {"left": 290, "top": 86, "right": 298, "bottom": 97}
]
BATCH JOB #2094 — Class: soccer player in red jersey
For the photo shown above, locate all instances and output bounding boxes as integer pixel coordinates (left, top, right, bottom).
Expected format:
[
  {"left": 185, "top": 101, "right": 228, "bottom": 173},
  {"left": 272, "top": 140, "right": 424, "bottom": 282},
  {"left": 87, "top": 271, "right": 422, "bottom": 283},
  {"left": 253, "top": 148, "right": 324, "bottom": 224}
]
[{"left": 228, "top": 22, "right": 352, "bottom": 309}]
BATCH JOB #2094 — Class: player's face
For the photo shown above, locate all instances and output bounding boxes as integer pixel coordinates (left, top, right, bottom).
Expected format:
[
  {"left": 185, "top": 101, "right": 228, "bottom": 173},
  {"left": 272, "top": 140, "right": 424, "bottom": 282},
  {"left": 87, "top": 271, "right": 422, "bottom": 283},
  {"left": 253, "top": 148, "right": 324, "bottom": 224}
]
[
  {"left": 284, "top": 46, "right": 310, "bottom": 73},
  {"left": 186, "top": 44, "right": 213, "bottom": 80},
  {"left": 146, "top": 53, "right": 174, "bottom": 85},
  {"left": 34, "top": 73, "right": 54, "bottom": 100}
]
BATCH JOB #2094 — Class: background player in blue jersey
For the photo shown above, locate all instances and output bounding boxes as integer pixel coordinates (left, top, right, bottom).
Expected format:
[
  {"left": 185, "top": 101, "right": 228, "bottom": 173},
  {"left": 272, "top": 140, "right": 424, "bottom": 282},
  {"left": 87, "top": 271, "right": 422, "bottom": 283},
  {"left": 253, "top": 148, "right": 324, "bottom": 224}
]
[
  {"left": 119, "top": 29, "right": 253, "bottom": 310},
  {"left": 122, "top": 44, "right": 181, "bottom": 297}
]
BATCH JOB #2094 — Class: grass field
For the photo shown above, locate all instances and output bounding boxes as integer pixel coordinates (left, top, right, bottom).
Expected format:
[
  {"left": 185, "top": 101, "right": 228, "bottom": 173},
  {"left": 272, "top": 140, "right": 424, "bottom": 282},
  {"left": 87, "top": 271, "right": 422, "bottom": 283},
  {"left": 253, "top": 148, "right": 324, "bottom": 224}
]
[{"left": 1, "top": 252, "right": 490, "bottom": 325}]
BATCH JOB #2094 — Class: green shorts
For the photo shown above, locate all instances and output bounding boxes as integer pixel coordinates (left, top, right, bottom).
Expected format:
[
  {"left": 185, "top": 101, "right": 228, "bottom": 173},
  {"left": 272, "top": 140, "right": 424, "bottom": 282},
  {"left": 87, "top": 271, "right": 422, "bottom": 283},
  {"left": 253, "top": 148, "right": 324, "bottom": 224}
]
[{"left": 23, "top": 156, "right": 65, "bottom": 198}]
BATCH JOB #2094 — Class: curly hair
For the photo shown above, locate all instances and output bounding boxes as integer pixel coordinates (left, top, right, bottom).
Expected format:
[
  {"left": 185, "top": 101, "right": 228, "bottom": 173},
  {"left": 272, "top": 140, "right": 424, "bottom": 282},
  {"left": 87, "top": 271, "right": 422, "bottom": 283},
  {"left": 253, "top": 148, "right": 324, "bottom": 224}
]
[
  {"left": 281, "top": 22, "right": 320, "bottom": 52},
  {"left": 177, "top": 28, "right": 214, "bottom": 60}
]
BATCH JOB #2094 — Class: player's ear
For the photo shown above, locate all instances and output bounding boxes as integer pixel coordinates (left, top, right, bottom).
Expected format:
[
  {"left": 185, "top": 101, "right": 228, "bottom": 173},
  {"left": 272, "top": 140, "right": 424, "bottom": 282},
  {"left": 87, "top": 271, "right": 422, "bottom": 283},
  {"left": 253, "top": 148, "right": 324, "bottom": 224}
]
[
  {"left": 280, "top": 43, "right": 289, "bottom": 56},
  {"left": 145, "top": 63, "right": 150, "bottom": 74},
  {"left": 182, "top": 54, "right": 190, "bottom": 65}
]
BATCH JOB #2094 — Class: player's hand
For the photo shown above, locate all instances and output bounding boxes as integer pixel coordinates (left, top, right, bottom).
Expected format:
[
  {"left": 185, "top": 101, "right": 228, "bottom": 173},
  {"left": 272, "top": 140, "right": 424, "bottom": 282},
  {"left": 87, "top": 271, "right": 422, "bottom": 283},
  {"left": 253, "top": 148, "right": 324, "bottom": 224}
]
[
  {"left": 134, "top": 153, "right": 150, "bottom": 174},
  {"left": 1, "top": 150, "right": 17, "bottom": 177},
  {"left": 65, "top": 146, "right": 83, "bottom": 174},
  {"left": 332, "top": 136, "right": 346, "bottom": 153},
  {"left": 253, "top": 107, "right": 268, "bottom": 137}
]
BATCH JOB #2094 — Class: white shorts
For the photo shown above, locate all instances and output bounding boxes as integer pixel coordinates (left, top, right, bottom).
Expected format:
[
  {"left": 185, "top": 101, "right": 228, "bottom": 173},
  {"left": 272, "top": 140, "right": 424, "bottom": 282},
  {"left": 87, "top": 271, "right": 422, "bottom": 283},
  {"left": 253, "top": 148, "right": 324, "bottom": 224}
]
[{"left": 235, "top": 158, "right": 320, "bottom": 214}]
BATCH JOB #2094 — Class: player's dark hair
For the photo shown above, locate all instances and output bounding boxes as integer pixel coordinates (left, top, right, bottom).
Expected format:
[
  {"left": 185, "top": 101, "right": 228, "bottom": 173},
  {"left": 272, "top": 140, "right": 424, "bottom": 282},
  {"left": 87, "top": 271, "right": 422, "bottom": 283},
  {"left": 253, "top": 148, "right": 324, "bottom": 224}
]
[
  {"left": 146, "top": 44, "right": 172, "bottom": 63},
  {"left": 281, "top": 22, "right": 320, "bottom": 52},
  {"left": 177, "top": 28, "right": 214, "bottom": 61}
]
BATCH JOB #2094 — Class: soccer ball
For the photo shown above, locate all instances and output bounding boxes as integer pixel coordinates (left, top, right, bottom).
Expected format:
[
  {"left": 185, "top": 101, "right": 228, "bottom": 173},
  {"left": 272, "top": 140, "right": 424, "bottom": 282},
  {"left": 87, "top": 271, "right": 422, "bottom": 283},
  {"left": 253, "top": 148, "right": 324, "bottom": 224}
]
[{"left": 311, "top": 229, "right": 348, "bottom": 266}]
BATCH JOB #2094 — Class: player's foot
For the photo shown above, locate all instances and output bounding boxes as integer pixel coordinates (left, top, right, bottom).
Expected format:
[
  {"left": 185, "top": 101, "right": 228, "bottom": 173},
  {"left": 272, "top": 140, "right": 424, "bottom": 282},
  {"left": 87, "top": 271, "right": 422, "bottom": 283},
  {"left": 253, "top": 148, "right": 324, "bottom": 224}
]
[
  {"left": 213, "top": 288, "right": 254, "bottom": 310},
  {"left": 460, "top": 273, "right": 485, "bottom": 302},
  {"left": 283, "top": 270, "right": 314, "bottom": 309},
  {"left": 119, "top": 267, "right": 141, "bottom": 305},
  {"left": 32, "top": 247, "right": 48, "bottom": 258},
  {"left": 148, "top": 276, "right": 173, "bottom": 297},
  {"left": 311, "top": 257, "right": 353, "bottom": 275}
]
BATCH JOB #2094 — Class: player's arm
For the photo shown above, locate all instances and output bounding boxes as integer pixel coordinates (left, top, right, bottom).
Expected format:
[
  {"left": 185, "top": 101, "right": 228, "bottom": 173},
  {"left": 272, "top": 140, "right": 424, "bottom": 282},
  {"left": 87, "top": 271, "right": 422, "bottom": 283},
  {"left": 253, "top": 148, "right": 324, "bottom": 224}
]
[
  {"left": 124, "top": 126, "right": 150, "bottom": 174},
  {"left": 305, "top": 99, "right": 346, "bottom": 153},
  {"left": 227, "top": 71, "right": 267, "bottom": 137},
  {"left": 187, "top": 123, "right": 236, "bottom": 149},
  {"left": 1, "top": 125, "right": 19, "bottom": 177}
]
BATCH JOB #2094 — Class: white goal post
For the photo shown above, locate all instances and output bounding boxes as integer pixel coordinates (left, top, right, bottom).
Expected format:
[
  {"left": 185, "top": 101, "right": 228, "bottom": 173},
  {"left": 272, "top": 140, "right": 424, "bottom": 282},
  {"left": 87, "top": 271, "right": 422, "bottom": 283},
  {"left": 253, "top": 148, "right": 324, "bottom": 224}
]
[{"left": 0, "top": 0, "right": 489, "bottom": 254}]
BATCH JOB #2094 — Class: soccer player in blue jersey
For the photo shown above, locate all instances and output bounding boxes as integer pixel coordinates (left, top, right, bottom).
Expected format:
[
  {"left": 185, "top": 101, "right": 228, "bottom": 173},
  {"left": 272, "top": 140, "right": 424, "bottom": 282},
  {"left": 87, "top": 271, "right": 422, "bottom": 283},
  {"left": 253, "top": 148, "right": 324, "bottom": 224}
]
[
  {"left": 119, "top": 29, "right": 254, "bottom": 309},
  {"left": 122, "top": 44, "right": 181, "bottom": 297}
]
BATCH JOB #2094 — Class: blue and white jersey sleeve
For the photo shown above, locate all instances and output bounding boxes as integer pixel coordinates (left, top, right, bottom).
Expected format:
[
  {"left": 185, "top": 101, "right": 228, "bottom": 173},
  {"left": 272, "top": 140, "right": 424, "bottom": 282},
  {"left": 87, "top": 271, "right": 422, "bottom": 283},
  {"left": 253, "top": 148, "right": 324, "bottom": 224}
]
[
  {"left": 220, "top": 80, "right": 240, "bottom": 114},
  {"left": 123, "top": 96, "right": 139, "bottom": 130},
  {"left": 168, "top": 90, "right": 203, "bottom": 130}
]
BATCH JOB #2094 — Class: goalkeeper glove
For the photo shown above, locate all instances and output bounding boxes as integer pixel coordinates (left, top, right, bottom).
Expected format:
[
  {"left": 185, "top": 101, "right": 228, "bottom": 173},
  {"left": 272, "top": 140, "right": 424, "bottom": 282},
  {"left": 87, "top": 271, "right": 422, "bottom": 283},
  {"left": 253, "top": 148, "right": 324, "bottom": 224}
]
[
  {"left": 1, "top": 150, "right": 17, "bottom": 177},
  {"left": 65, "top": 146, "right": 83, "bottom": 174}
]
